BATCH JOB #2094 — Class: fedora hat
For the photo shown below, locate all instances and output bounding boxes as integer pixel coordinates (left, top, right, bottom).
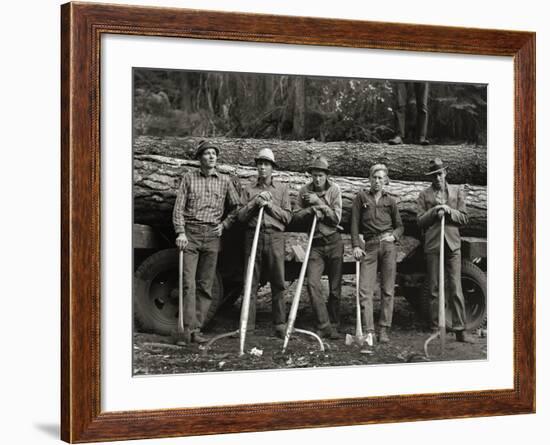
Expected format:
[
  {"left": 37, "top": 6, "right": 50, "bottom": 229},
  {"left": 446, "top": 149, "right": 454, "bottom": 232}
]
[
  {"left": 254, "top": 148, "right": 277, "bottom": 167},
  {"left": 307, "top": 156, "right": 329, "bottom": 173},
  {"left": 425, "top": 158, "right": 447, "bottom": 175},
  {"left": 195, "top": 140, "right": 220, "bottom": 159}
]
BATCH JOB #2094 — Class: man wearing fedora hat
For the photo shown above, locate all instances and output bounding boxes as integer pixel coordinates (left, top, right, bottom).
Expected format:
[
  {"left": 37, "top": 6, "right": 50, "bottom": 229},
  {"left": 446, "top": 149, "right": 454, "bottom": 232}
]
[
  {"left": 292, "top": 156, "right": 343, "bottom": 339},
  {"left": 172, "top": 140, "right": 241, "bottom": 344},
  {"left": 417, "top": 158, "right": 475, "bottom": 343},
  {"left": 238, "top": 148, "right": 292, "bottom": 338},
  {"left": 351, "top": 164, "right": 404, "bottom": 344}
]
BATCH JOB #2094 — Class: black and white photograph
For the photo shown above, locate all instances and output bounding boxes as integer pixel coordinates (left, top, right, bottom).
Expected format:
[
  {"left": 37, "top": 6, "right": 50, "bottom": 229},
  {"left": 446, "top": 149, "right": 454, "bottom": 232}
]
[{"left": 132, "top": 69, "right": 488, "bottom": 375}]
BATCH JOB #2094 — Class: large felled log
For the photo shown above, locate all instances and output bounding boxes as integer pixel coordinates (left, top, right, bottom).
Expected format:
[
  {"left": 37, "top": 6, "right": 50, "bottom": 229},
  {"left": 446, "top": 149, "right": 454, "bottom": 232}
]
[
  {"left": 134, "top": 155, "right": 487, "bottom": 237},
  {"left": 134, "top": 135, "right": 487, "bottom": 185}
]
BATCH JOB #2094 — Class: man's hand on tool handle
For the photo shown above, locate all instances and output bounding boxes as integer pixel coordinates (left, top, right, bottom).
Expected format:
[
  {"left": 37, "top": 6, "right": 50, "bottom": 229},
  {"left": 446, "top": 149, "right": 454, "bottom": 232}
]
[
  {"left": 255, "top": 195, "right": 268, "bottom": 207},
  {"left": 176, "top": 233, "right": 189, "bottom": 250},
  {"left": 311, "top": 205, "right": 325, "bottom": 220},
  {"left": 435, "top": 204, "right": 451, "bottom": 218},
  {"left": 353, "top": 247, "right": 365, "bottom": 261},
  {"left": 303, "top": 193, "right": 322, "bottom": 206}
]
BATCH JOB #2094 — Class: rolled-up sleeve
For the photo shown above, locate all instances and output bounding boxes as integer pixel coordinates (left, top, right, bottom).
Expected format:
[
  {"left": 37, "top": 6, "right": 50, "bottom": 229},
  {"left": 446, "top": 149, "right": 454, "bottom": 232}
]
[{"left": 172, "top": 175, "right": 188, "bottom": 234}]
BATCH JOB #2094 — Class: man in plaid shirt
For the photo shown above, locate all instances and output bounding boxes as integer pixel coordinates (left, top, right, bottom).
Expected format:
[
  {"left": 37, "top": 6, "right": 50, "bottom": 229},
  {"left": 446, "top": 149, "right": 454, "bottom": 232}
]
[{"left": 172, "top": 140, "right": 241, "bottom": 344}]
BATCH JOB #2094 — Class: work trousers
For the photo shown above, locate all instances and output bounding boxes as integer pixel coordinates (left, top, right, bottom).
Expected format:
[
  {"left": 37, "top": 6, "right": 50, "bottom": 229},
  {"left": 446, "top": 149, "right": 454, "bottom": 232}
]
[
  {"left": 180, "top": 224, "right": 221, "bottom": 332},
  {"left": 243, "top": 230, "right": 287, "bottom": 331},
  {"left": 394, "top": 82, "right": 429, "bottom": 140},
  {"left": 426, "top": 244, "right": 466, "bottom": 331},
  {"left": 306, "top": 233, "right": 344, "bottom": 330},
  {"left": 359, "top": 239, "right": 397, "bottom": 331}
]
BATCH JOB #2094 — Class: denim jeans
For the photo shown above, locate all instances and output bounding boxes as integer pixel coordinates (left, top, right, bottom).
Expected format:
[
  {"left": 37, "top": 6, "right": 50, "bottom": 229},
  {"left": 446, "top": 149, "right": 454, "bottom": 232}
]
[
  {"left": 181, "top": 224, "right": 221, "bottom": 332},
  {"left": 306, "top": 233, "right": 343, "bottom": 330},
  {"left": 359, "top": 239, "right": 397, "bottom": 331},
  {"left": 426, "top": 244, "right": 466, "bottom": 331},
  {"left": 243, "top": 230, "right": 286, "bottom": 331}
]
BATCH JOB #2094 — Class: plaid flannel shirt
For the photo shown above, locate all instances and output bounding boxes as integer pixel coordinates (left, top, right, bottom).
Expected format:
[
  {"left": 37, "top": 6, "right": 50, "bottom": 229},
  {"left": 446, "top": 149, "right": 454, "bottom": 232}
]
[{"left": 172, "top": 169, "right": 241, "bottom": 234}]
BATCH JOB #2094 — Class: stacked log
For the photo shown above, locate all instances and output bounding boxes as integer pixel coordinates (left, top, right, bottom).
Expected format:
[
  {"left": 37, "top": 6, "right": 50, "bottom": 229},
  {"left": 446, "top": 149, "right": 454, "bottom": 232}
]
[
  {"left": 134, "top": 136, "right": 487, "bottom": 185},
  {"left": 134, "top": 155, "right": 487, "bottom": 237}
]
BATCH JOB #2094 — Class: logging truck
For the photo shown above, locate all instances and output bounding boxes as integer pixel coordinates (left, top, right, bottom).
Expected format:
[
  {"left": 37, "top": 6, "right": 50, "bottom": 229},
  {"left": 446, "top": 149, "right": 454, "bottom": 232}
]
[
  {"left": 134, "top": 222, "right": 487, "bottom": 335},
  {"left": 133, "top": 137, "right": 487, "bottom": 336}
]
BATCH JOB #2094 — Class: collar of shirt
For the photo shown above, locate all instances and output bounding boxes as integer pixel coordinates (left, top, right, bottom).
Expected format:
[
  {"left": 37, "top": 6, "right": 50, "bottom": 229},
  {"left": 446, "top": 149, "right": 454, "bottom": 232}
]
[
  {"left": 198, "top": 168, "right": 219, "bottom": 178},
  {"left": 368, "top": 188, "right": 388, "bottom": 197},
  {"left": 306, "top": 179, "right": 332, "bottom": 195},
  {"left": 255, "top": 176, "right": 276, "bottom": 188}
]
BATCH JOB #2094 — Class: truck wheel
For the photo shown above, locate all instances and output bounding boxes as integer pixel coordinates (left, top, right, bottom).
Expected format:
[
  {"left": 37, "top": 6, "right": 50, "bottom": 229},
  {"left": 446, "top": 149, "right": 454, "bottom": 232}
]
[
  {"left": 460, "top": 261, "right": 487, "bottom": 330},
  {"left": 420, "top": 260, "right": 487, "bottom": 331},
  {"left": 134, "top": 248, "right": 223, "bottom": 335}
]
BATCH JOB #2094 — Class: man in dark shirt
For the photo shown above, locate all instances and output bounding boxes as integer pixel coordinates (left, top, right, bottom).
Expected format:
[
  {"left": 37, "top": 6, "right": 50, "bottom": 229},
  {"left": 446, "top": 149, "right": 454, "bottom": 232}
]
[
  {"left": 292, "top": 156, "right": 343, "bottom": 339},
  {"left": 238, "top": 148, "right": 292, "bottom": 338},
  {"left": 172, "top": 140, "right": 241, "bottom": 344},
  {"left": 417, "top": 158, "right": 475, "bottom": 343},
  {"left": 351, "top": 164, "right": 404, "bottom": 343}
]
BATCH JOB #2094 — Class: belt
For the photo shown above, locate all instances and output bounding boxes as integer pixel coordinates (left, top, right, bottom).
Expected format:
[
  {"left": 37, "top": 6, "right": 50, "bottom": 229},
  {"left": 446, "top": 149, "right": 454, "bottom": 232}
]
[
  {"left": 364, "top": 231, "right": 393, "bottom": 243},
  {"left": 312, "top": 231, "right": 341, "bottom": 246},
  {"left": 186, "top": 223, "right": 217, "bottom": 234},
  {"left": 246, "top": 227, "right": 283, "bottom": 235}
]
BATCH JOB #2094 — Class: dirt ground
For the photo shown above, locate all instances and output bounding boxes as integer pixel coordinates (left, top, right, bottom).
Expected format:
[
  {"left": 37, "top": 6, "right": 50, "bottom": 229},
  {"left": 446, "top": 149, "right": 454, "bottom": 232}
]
[{"left": 133, "top": 277, "right": 487, "bottom": 375}]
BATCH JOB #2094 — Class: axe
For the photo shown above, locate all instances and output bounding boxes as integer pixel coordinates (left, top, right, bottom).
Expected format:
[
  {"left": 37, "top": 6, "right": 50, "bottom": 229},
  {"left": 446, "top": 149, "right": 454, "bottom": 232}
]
[
  {"left": 424, "top": 213, "right": 446, "bottom": 358},
  {"left": 345, "top": 260, "right": 372, "bottom": 347}
]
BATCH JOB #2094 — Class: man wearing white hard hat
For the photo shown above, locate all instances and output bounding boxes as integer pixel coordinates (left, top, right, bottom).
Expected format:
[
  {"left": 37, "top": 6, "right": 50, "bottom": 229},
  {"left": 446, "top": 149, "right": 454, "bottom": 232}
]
[{"left": 238, "top": 148, "right": 292, "bottom": 338}]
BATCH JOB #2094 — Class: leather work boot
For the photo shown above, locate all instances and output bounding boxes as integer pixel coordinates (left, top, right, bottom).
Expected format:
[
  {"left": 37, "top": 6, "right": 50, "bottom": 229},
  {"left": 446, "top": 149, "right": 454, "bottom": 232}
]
[
  {"left": 388, "top": 135, "right": 404, "bottom": 145},
  {"left": 418, "top": 137, "right": 431, "bottom": 146},
  {"left": 273, "top": 325, "right": 287, "bottom": 339},
  {"left": 378, "top": 327, "right": 390, "bottom": 343},
  {"left": 455, "top": 330, "right": 476, "bottom": 344}
]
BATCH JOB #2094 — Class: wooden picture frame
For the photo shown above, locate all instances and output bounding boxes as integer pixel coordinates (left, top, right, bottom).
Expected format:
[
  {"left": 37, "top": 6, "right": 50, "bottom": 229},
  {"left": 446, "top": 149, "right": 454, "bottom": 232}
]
[{"left": 61, "top": 2, "right": 535, "bottom": 442}]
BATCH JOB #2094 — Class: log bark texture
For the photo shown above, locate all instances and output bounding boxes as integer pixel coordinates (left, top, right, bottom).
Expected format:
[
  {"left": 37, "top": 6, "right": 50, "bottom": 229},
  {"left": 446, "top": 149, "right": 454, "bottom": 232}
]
[
  {"left": 134, "top": 136, "right": 487, "bottom": 185},
  {"left": 134, "top": 155, "right": 487, "bottom": 237}
]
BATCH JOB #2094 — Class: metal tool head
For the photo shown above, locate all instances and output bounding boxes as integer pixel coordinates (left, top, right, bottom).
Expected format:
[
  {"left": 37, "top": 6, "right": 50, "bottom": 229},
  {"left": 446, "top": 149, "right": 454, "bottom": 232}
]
[{"left": 345, "top": 332, "right": 370, "bottom": 347}]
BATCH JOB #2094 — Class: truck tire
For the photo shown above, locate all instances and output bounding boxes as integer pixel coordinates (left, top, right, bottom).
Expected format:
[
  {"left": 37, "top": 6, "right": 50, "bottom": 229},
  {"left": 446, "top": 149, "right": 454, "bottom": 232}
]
[
  {"left": 420, "top": 260, "right": 487, "bottom": 331},
  {"left": 134, "top": 248, "right": 223, "bottom": 335}
]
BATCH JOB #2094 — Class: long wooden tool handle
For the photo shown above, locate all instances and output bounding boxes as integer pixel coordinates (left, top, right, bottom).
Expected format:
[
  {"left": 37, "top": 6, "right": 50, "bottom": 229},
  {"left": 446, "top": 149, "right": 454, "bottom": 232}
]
[
  {"left": 178, "top": 248, "right": 184, "bottom": 332},
  {"left": 239, "top": 206, "right": 264, "bottom": 356},
  {"left": 355, "top": 260, "right": 363, "bottom": 337},
  {"left": 283, "top": 215, "right": 317, "bottom": 352},
  {"left": 439, "top": 214, "right": 446, "bottom": 353}
]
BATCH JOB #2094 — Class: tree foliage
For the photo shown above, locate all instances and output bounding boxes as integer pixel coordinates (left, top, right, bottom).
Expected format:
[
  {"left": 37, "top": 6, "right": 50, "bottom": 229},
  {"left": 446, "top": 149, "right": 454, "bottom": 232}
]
[{"left": 133, "top": 69, "right": 486, "bottom": 144}]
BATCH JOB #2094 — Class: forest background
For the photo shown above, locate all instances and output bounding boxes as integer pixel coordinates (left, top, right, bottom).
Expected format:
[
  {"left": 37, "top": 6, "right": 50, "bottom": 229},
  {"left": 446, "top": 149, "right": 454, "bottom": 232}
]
[{"left": 134, "top": 70, "right": 487, "bottom": 144}]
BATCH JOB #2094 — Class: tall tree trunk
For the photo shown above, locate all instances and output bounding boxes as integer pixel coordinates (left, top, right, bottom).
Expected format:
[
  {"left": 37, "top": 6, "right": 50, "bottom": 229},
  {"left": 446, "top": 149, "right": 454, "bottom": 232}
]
[
  {"left": 293, "top": 77, "right": 306, "bottom": 139},
  {"left": 178, "top": 73, "right": 193, "bottom": 112}
]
